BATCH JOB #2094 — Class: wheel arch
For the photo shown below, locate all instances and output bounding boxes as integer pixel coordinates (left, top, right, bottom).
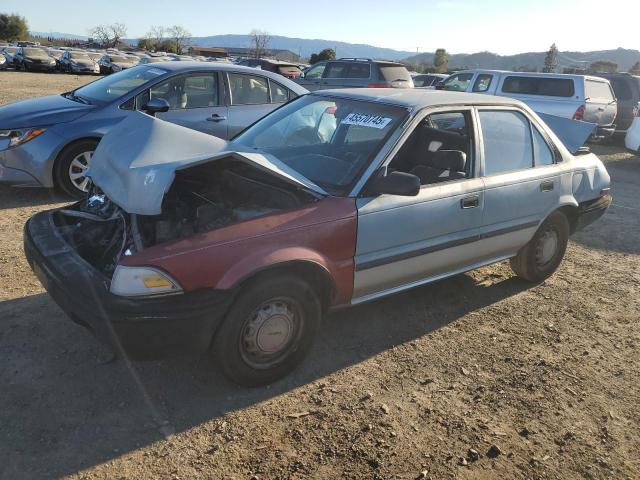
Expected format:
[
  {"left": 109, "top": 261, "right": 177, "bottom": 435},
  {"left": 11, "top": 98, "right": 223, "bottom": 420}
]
[
  {"left": 555, "top": 204, "right": 580, "bottom": 234},
  {"left": 52, "top": 136, "right": 102, "bottom": 188}
]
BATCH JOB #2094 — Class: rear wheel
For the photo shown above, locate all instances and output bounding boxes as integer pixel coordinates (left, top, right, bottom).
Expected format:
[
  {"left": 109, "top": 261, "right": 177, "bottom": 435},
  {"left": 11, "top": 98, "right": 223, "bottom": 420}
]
[
  {"left": 212, "top": 274, "right": 321, "bottom": 386},
  {"left": 510, "top": 211, "right": 569, "bottom": 282},
  {"left": 54, "top": 139, "right": 99, "bottom": 197}
]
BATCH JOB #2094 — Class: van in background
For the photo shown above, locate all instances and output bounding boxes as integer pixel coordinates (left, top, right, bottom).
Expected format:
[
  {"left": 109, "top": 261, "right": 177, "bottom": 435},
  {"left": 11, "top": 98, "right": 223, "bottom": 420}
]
[{"left": 438, "top": 70, "right": 617, "bottom": 139}]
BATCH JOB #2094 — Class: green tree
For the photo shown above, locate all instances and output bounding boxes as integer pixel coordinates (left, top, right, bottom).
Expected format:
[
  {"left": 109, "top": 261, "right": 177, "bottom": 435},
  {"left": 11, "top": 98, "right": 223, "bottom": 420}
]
[
  {"left": 589, "top": 60, "right": 618, "bottom": 74},
  {"left": 543, "top": 43, "right": 558, "bottom": 73},
  {"left": 629, "top": 61, "right": 640, "bottom": 75},
  {"left": 309, "top": 48, "right": 336, "bottom": 64},
  {"left": 433, "top": 48, "right": 449, "bottom": 73},
  {"left": 0, "top": 13, "right": 29, "bottom": 41}
]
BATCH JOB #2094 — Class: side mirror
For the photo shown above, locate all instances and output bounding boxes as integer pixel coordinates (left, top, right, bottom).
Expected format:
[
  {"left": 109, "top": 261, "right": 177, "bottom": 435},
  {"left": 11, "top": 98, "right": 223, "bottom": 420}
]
[
  {"left": 431, "top": 150, "right": 467, "bottom": 172},
  {"left": 142, "top": 98, "right": 170, "bottom": 117},
  {"left": 434, "top": 81, "right": 445, "bottom": 90},
  {"left": 368, "top": 170, "right": 420, "bottom": 197}
]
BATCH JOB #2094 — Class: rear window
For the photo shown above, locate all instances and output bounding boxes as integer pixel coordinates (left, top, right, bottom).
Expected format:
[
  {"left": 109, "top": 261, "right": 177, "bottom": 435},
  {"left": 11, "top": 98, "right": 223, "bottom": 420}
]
[
  {"left": 585, "top": 80, "right": 615, "bottom": 101},
  {"left": 502, "top": 76, "right": 575, "bottom": 97},
  {"left": 377, "top": 64, "right": 411, "bottom": 82},
  {"left": 609, "top": 78, "right": 632, "bottom": 100}
]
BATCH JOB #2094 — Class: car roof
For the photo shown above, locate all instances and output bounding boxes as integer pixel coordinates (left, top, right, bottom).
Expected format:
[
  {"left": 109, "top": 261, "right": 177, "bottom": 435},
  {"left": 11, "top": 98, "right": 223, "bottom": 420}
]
[
  {"left": 311, "top": 88, "right": 527, "bottom": 109},
  {"left": 137, "top": 61, "right": 309, "bottom": 95}
]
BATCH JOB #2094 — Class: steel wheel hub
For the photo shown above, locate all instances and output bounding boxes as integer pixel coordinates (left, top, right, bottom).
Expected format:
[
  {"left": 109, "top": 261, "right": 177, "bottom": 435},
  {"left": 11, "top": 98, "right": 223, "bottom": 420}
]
[
  {"left": 240, "top": 300, "right": 298, "bottom": 368},
  {"left": 68, "top": 151, "right": 94, "bottom": 192},
  {"left": 536, "top": 228, "right": 559, "bottom": 266}
]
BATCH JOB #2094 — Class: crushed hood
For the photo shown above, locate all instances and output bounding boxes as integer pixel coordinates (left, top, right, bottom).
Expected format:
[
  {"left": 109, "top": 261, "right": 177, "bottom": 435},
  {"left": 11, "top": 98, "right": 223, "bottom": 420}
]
[
  {"left": 87, "top": 112, "right": 327, "bottom": 215},
  {"left": 536, "top": 112, "right": 597, "bottom": 154}
]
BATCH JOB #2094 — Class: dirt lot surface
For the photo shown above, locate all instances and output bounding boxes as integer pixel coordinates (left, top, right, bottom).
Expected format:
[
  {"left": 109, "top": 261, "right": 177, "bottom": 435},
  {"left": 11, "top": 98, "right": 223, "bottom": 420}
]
[{"left": 1, "top": 71, "right": 639, "bottom": 480}]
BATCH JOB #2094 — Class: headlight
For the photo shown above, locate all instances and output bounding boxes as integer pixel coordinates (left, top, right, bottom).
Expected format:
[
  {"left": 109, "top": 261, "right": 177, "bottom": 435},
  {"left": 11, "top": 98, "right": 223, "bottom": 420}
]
[
  {"left": 110, "top": 265, "right": 183, "bottom": 297},
  {"left": 0, "top": 56, "right": 6, "bottom": 64},
  {"left": 0, "top": 128, "right": 46, "bottom": 148}
]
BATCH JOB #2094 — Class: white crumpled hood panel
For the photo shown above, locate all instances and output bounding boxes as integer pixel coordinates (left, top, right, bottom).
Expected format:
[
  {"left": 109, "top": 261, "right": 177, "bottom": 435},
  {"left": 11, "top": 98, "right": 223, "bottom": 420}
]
[{"left": 87, "top": 112, "right": 325, "bottom": 215}]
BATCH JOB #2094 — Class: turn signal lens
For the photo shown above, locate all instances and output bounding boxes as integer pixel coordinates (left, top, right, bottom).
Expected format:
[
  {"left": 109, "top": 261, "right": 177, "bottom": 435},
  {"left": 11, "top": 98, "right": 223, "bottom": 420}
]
[{"left": 110, "top": 266, "right": 182, "bottom": 297}]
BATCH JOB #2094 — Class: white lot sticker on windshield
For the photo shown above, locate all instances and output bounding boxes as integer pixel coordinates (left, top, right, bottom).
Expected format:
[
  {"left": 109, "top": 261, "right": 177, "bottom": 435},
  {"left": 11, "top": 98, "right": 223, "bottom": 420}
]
[
  {"left": 146, "top": 68, "right": 167, "bottom": 76},
  {"left": 341, "top": 113, "right": 392, "bottom": 129}
]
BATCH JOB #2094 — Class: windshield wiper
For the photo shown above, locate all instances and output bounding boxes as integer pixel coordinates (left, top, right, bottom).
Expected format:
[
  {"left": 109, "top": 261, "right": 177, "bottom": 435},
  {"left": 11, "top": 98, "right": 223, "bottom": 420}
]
[{"left": 63, "top": 92, "right": 91, "bottom": 105}]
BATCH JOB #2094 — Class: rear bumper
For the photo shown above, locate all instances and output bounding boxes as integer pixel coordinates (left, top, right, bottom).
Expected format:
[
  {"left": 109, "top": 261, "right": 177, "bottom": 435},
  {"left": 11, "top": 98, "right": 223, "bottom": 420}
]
[
  {"left": 575, "top": 194, "right": 612, "bottom": 231},
  {"left": 24, "top": 210, "right": 234, "bottom": 359}
]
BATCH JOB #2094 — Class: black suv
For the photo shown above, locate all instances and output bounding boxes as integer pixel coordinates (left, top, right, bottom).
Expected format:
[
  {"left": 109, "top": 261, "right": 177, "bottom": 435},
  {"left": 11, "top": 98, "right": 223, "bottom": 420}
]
[
  {"left": 295, "top": 58, "right": 413, "bottom": 90},
  {"left": 592, "top": 73, "right": 640, "bottom": 134}
]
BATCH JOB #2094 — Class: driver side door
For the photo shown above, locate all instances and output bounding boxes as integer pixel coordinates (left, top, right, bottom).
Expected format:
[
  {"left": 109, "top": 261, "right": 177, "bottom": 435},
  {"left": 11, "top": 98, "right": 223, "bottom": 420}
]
[{"left": 352, "top": 108, "right": 485, "bottom": 303}]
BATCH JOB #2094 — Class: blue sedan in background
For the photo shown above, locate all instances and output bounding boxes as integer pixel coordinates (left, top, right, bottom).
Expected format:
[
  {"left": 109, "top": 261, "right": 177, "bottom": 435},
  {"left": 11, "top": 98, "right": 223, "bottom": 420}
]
[{"left": 0, "top": 62, "right": 307, "bottom": 196}]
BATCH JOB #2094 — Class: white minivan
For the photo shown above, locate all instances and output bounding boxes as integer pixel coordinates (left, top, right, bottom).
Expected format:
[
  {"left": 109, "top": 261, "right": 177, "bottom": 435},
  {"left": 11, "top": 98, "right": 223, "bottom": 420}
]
[{"left": 438, "top": 70, "right": 617, "bottom": 139}]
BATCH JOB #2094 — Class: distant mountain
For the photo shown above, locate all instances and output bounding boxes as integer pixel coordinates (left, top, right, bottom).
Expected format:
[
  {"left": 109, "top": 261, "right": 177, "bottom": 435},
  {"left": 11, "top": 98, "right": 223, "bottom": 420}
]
[
  {"left": 144, "top": 34, "right": 415, "bottom": 60},
  {"left": 402, "top": 48, "right": 640, "bottom": 72},
  {"left": 30, "top": 31, "right": 88, "bottom": 40}
]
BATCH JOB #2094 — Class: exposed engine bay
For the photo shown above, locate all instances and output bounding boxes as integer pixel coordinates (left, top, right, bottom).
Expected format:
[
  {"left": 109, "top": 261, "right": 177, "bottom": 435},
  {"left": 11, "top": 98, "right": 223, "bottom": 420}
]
[{"left": 53, "top": 160, "right": 317, "bottom": 277}]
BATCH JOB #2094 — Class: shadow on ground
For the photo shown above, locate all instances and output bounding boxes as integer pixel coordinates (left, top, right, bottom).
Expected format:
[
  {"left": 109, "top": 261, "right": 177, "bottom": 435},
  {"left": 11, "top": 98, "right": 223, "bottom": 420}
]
[
  {"left": 0, "top": 184, "right": 70, "bottom": 210},
  {"left": 1, "top": 273, "right": 530, "bottom": 479}
]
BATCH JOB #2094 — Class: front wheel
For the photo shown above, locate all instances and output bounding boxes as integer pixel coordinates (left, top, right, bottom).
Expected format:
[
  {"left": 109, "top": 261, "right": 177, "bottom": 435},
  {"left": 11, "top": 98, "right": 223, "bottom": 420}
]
[
  {"left": 212, "top": 274, "right": 321, "bottom": 386},
  {"left": 54, "top": 139, "right": 99, "bottom": 197},
  {"left": 510, "top": 211, "right": 569, "bottom": 282}
]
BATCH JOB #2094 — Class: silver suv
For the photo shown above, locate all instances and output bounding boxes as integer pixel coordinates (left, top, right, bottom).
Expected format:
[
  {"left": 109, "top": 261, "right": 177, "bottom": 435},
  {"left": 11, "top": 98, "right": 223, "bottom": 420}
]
[{"left": 295, "top": 58, "right": 413, "bottom": 90}]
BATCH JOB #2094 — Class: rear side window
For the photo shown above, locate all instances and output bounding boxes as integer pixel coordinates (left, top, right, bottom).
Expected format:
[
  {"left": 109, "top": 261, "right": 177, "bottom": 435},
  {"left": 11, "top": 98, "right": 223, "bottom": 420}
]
[
  {"left": 502, "top": 76, "right": 575, "bottom": 97},
  {"left": 585, "top": 80, "right": 615, "bottom": 101},
  {"left": 479, "top": 110, "right": 533, "bottom": 175},
  {"left": 228, "top": 73, "right": 269, "bottom": 105},
  {"left": 609, "top": 78, "right": 632, "bottom": 100},
  {"left": 443, "top": 73, "right": 473, "bottom": 91},
  {"left": 348, "top": 63, "right": 371, "bottom": 79},
  {"left": 269, "top": 80, "right": 290, "bottom": 103},
  {"left": 324, "top": 62, "right": 350, "bottom": 78},
  {"left": 473, "top": 74, "right": 493, "bottom": 92},
  {"left": 532, "top": 127, "right": 554, "bottom": 166},
  {"left": 377, "top": 64, "right": 411, "bottom": 82}
]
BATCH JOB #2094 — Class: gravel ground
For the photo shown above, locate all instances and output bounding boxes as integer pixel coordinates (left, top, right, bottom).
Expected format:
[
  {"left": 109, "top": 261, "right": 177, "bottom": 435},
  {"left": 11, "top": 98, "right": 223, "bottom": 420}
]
[{"left": 0, "top": 71, "right": 639, "bottom": 480}]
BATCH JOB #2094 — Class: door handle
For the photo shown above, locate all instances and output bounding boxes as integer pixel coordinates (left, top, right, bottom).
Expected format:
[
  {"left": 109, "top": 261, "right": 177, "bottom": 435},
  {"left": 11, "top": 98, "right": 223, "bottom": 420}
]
[
  {"left": 540, "top": 180, "right": 554, "bottom": 192},
  {"left": 460, "top": 195, "right": 480, "bottom": 209},
  {"left": 207, "top": 114, "right": 227, "bottom": 122}
]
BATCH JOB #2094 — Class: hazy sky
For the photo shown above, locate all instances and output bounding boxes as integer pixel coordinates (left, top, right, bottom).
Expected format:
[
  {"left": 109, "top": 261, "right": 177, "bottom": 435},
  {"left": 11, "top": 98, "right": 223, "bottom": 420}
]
[{"left": 4, "top": 0, "right": 638, "bottom": 54}]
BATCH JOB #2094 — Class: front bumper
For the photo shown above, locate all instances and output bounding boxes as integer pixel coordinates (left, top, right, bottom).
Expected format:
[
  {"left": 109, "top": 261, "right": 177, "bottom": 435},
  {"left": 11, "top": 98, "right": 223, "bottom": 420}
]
[
  {"left": 24, "top": 209, "right": 234, "bottom": 359},
  {"left": 25, "top": 62, "right": 57, "bottom": 71},
  {"left": 575, "top": 194, "right": 612, "bottom": 231}
]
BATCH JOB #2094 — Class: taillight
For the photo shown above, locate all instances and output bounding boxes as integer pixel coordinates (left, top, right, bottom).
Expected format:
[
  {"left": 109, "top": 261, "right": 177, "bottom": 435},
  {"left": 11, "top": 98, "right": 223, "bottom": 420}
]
[
  {"left": 324, "top": 106, "right": 337, "bottom": 115},
  {"left": 573, "top": 105, "right": 585, "bottom": 121},
  {"left": 367, "top": 83, "right": 391, "bottom": 88}
]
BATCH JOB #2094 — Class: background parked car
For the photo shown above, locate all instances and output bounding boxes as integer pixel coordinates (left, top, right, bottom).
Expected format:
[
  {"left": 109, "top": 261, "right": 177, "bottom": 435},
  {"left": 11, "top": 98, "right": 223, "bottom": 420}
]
[
  {"left": 98, "top": 54, "right": 138, "bottom": 74},
  {"left": 0, "top": 53, "right": 7, "bottom": 70},
  {"left": 0, "top": 62, "right": 307, "bottom": 196},
  {"left": 412, "top": 73, "right": 447, "bottom": 88},
  {"left": 295, "top": 58, "right": 413, "bottom": 90},
  {"left": 439, "top": 70, "right": 618, "bottom": 140},
  {"left": 238, "top": 58, "right": 303, "bottom": 79},
  {"left": 139, "top": 56, "right": 172, "bottom": 64},
  {"left": 591, "top": 73, "right": 640, "bottom": 136},
  {"left": 14, "top": 47, "right": 57, "bottom": 72},
  {"left": 625, "top": 116, "right": 640, "bottom": 152},
  {"left": 57, "top": 50, "right": 100, "bottom": 74}
]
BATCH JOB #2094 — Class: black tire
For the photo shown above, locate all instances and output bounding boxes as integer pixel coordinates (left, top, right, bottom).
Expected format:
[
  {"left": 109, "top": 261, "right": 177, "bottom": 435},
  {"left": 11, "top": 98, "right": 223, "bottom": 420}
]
[
  {"left": 53, "top": 139, "right": 99, "bottom": 197},
  {"left": 212, "top": 274, "right": 321, "bottom": 386},
  {"left": 510, "top": 211, "right": 569, "bottom": 283}
]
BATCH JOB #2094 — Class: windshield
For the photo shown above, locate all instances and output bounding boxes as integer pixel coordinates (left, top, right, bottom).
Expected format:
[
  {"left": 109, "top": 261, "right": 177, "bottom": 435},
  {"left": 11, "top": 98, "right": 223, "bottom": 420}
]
[
  {"left": 234, "top": 95, "right": 408, "bottom": 195},
  {"left": 73, "top": 66, "right": 168, "bottom": 104},
  {"left": 110, "top": 55, "right": 132, "bottom": 62},
  {"left": 24, "top": 48, "right": 46, "bottom": 56},
  {"left": 70, "top": 52, "right": 91, "bottom": 60}
]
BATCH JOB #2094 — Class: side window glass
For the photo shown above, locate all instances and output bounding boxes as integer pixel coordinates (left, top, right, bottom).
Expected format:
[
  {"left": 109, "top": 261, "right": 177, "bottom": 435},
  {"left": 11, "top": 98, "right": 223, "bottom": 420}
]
[
  {"left": 182, "top": 74, "right": 218, "bottom": 108},
  {"left": 324, "top": 62, "right": 349, "bottom": 79},
  {"left": 389, "top": 111, "right": 472, "bottom": 185},
  {"left": 347, "top": 63, "right": 371, "bottom": 79},
  {"left": 472, "top": 74, "right": 493, "bottom": 92},
  {"left": 443, "top": 73, "right": 473, "bottom": 91},
  {"left": 304, "top": 64, "right": 325, "bottom": 79},
  {"left": 532, "top": 126, "right": 554, "bottom": 166},
  {"left": 228, "top": 73, "right": 269, "bottom": 105},
  {"left": 479, "top": 110, "right": 533, "bottom": 175},
  {"left": 269, "top": 80, "right": 289, "bottom": 103}
]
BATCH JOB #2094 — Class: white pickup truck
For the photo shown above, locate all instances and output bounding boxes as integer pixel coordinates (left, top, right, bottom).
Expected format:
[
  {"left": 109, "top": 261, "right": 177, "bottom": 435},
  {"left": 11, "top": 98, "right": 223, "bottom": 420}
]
[{"left": 438, "top": 70, "right": 617, "bottom": 140}]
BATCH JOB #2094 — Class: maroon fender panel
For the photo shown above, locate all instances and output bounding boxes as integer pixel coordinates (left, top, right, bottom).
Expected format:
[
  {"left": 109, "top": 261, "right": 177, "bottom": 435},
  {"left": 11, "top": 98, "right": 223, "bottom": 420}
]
[{"left": 121, "top": 197, "right": 358, "bottom": 306}]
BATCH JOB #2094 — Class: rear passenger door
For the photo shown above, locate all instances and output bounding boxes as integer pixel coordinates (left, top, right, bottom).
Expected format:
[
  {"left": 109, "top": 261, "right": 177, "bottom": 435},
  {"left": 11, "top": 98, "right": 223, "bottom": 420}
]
[
  {"left": 475, "top": 108, "right": 563, "bottom": 261},
  {"left": 225, "top": 73, "right": 294, "bottom": 138}
]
